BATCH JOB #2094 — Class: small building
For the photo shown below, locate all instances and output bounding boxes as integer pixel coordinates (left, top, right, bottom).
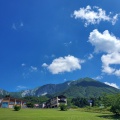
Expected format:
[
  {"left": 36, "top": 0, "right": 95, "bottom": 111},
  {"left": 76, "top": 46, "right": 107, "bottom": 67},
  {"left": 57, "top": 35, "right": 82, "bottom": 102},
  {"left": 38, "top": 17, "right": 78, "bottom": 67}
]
[
  {"left": 39, "top": 102, "right": 46, "bottom": 108},
  {"left": 39, "top": 95, "right": 67, "bottom": 108},
  {"left": 0, "top": 99, "right": 3, "bottom": 107},
  {"left": 34, "top": 104, "right": 39, "bottom": 108},
  {"left": 50, "top": 95, "right": 67, "bottom": 108},
  {"left": 1, "top": 97, "right": 26, "bottom": 108}
]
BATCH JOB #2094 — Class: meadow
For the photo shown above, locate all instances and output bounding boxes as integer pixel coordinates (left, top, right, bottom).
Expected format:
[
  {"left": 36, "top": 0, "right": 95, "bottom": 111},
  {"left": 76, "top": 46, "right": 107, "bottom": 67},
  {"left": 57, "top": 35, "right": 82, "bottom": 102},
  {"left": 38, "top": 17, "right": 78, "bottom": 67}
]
[{"left": 0, "top": 108, "right": 118, "bottom": 120}]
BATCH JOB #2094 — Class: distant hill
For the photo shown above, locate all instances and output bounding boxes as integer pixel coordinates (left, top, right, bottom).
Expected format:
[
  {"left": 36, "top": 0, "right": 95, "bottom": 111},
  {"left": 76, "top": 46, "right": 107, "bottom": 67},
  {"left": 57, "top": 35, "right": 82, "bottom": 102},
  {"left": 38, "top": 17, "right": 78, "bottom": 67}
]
[{"left": 0, "top": 77, "right": 120, "bottom": 98}]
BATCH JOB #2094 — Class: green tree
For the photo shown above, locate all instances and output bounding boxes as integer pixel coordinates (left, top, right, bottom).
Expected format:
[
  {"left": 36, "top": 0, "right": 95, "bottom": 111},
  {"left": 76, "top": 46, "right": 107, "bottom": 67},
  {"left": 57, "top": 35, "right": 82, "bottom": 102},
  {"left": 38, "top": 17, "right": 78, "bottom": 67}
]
[
  {"left": 110, "top": 95, "right": 120, "bottom": 115},
  {"left": 23, "top": 96, "right": 48, "bottom": 104},
  {"left": 71, "top": 97, "right": 89, "bottom": 108},
  {"left": 101, "top": 93, "right": 116, "bottom": 108}
]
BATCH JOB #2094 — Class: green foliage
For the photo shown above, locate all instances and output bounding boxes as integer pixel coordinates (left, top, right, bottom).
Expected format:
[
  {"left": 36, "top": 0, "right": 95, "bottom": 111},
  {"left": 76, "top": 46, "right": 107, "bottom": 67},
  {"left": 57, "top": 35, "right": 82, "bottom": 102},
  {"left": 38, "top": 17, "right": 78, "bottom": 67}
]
[
  {"left": 14, "top": 105, "right": 21, "bottom": 111},
  {"left": 5, "top": 94, "right": 10, "bottom": 98},
  {"left": 100, "top": 93, "right": 115, "bottom": 108},
  {"left": 71, "top": 97, "right": 89, "bottom": 108},
  {"left": 59, "top": 104, "right": 68, "bottom": 111},
  {"left": 26, "top": 102, "right": 34, "bottom": 108},
  {"left": 23, "top": 96, "right": 49, "bottom": 104},
  {"left": 0, "top": 94, "right": 3, "bottom": 98},
  {"left": 110, "top": 95, "right": 120, "bottom": 115},
  {"left": 110, "top": 105, "right": 120, "bottom": 115},
  {"left": 10, "top": 92, "right": 22, "bottom": 98},
  {"left": 66, "top": 97, "right": 73, "bottom": 107}
]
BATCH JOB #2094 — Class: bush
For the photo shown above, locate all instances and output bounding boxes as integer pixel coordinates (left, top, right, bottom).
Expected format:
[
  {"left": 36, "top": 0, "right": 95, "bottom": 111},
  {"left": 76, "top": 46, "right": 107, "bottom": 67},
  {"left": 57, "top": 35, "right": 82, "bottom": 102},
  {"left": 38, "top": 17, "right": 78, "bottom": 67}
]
[
  {"left": 26, "top": 102, "right": 34, "bottom": 108},
  {"left": 59, "top": 104, "right": 67, "bottom": 111},
  {"left": 14, "top": 105, "right": 21, "bottom": 111}
]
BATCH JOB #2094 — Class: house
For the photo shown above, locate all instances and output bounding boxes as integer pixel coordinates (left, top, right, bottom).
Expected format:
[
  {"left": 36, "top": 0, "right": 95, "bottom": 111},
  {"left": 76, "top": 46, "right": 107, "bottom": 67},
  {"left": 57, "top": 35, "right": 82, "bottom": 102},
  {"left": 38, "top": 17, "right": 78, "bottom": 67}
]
[
  {"left": 39, "top": 95, "right": 67, "bottom": 108},
  {"left": 50, "top": 95, "right": 67, "bottom": 108},
  {"left": 39, "top": 102, "right": 46, "bottom": 108},
  {"left": 1, "top": 97, "right": 26, "bottom": 108},
  {"left": 34, "top": 104, "right": 39, "bottom": 108},
  {"left": 0, "top": 99, "right": 3, "bottom": 107}
]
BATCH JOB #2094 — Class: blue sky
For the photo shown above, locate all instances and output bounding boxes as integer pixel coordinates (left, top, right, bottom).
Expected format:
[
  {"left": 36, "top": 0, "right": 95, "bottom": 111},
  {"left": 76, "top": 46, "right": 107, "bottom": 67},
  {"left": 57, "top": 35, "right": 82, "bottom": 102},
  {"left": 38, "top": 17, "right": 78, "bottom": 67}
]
[{"left": 0, "top": 0, "right": 120, "bottom": 92}]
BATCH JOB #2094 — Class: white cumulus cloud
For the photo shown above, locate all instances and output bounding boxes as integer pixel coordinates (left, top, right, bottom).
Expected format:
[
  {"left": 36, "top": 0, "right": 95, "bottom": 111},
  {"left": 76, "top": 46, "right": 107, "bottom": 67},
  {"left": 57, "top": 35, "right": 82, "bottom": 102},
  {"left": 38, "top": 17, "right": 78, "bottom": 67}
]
[
  {"left": 42, "top": 55, "right": 84, "bottom": 74},
  {"left": 104, "top": 82, "right": 119, "bottom": 89},
  {"left": 101, "top": 52, "right": 120, "bottom": 76},
  {"left": 89, "top": 29, "right": 120, "bottom": 76},
  {"left": 72, "top": 5, "right": 119, "bottom": 27},
  {"left": 89, "top": 29, "right": 120, "bottom": 53}
]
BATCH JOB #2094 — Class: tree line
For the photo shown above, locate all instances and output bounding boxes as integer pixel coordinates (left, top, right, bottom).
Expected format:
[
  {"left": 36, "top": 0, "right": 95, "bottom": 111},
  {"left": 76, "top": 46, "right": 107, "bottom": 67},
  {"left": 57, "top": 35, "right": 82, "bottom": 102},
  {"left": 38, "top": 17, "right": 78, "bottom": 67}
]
[{"left": 3, "top": 93, "right": 120, "bottom": 115}]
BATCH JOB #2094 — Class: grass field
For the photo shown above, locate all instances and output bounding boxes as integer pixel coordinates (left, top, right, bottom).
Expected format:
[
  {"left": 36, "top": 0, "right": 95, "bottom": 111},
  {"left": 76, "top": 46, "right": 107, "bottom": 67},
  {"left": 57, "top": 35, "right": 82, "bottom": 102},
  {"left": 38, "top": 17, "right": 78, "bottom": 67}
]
[{"left": 0, "top": 108, "right": 118, "bottom": 120}]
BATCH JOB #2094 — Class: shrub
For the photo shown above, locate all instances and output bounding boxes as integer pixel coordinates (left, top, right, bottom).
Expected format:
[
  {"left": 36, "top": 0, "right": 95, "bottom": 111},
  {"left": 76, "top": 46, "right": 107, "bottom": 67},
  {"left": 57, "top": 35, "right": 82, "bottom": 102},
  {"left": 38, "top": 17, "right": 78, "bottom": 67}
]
[
  {"left": 26, "top": 102, "right": 34, "bottom": 108},
  {"left": 59, "top": 104, "right": 67, "bottom": 111},
  {"left": 14, "top": 105, "right": 21, "bottom": 111}
]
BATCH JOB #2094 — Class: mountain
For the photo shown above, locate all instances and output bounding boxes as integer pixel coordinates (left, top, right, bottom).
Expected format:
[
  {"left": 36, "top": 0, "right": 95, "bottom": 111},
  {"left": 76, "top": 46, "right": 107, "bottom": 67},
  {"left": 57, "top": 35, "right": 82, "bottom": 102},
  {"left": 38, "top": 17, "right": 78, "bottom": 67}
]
[
  {"left": 0, "top": 89, "right": 9, "bottom": 98},
  {"left": 21, "top": 81, "right": 70, "bottom": 97},
  {"left": 20, "top": 77, "right": 120, "bottom": 98},
  {"left": 0, "top": 77, "right": 120, "bottom": 98},
  {"left": 60, "top": 77, "right": 120, "bottom": 98}
]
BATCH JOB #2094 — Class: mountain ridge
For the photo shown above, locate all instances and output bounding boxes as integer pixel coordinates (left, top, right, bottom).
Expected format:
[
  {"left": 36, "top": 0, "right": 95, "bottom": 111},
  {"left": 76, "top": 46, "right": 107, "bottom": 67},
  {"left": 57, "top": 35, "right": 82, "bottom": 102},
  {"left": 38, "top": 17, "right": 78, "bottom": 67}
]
[{"left": 0, "top": 77, "right": 120, "bottom": 98}]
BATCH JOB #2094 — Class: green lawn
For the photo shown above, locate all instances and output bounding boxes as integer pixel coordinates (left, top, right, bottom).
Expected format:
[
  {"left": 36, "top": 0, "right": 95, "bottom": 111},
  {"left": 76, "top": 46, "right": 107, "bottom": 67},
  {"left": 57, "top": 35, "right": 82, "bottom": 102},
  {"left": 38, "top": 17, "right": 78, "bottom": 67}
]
[{"left": 0, "top": 108, "right": 117, "bottom": 120}]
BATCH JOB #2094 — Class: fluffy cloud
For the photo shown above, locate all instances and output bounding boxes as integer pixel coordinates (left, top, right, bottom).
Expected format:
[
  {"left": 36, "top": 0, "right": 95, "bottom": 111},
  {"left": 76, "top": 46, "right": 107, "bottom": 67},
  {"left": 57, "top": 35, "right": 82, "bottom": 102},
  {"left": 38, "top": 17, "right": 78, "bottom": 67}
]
[
  {"left": 101, "top": 52, "right": 120, "bottom": 76},
  {"left": 72, "top": 5, "right": 119, "bottom": 27},
  {"left": 104, "top": 82, "right": 119, "bottom": 89},
  {"left": 89, "top": 29, "right": 120, "bottom": 76},
  {"left": 42, "top": 55, "right": 84, "bottom": 74},
  {"left": 89, "top": 29, "right": 120, "bottom": 53}
]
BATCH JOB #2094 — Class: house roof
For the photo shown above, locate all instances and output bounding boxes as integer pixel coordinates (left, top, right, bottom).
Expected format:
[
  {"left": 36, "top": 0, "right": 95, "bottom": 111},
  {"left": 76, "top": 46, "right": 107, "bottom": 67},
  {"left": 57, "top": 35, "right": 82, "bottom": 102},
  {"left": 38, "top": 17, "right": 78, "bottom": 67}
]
[
  {"left": 58, "top": 95, "right": 66, "bottom": 98},
  {"left": 2, "top": 97, "right": 26, "bottom": 102}
]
